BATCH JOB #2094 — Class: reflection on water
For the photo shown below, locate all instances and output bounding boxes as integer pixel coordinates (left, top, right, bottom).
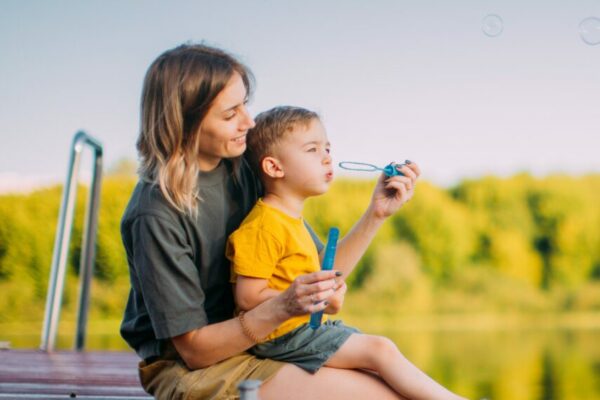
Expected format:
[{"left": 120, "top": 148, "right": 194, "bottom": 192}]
[
  {"left": 2, "top": 325, "right": 600, "bottom": 399},
  {"left": 382, "top": 328, "right": 600, "bottom": 400}
]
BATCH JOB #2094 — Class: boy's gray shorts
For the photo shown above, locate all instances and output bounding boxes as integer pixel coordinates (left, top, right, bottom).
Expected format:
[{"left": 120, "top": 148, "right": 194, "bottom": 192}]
[{"left": 249, "top": 319, "right": 360, "bottom": 373}]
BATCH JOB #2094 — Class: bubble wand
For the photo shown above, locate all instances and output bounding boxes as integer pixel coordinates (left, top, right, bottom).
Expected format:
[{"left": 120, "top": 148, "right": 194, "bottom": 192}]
[
  {"left": 309, "top": 227, "right": 340, "bottom": 330},
  {"left": 338, "top": 161, "right": 406, "bottom": 177}
]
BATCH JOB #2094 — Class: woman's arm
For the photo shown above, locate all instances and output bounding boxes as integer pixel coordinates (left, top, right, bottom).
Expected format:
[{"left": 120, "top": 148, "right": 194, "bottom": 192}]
[
  {"left": 333, "top": 162, "right": 421, "bottom": 278},
  {"left": 235, "top": 275, "right": 281, "bottom": 311},
  {"left": 171, "top": 270, "right": 340, "bottom": 369}
]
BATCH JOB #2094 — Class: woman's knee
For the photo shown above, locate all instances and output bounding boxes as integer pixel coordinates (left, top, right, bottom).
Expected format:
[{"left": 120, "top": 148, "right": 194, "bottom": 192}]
[{"left": 260, "top": 363, "right": 400, "bottom": 400}]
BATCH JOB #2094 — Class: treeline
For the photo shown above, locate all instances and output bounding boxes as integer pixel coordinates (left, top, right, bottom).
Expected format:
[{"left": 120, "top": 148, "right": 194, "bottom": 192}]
[{"left": 0, "top": 173, "right": 599, "bottom": 322}]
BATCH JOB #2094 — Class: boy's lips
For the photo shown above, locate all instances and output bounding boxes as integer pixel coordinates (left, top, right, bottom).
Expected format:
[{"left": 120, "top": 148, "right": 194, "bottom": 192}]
[{"left": 325, "top": 171, "right": 334, "bottom": 181}]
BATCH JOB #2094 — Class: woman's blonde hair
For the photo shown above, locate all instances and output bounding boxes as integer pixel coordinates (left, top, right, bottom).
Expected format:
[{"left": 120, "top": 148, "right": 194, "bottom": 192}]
[{"left": 137, "top": 43, "right": 253, "bottom": 215}]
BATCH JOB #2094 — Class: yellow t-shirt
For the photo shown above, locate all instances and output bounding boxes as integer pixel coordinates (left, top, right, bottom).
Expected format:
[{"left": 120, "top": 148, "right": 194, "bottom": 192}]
[{"left": 226, "top": 199, "right": 324, "bottom": 340}]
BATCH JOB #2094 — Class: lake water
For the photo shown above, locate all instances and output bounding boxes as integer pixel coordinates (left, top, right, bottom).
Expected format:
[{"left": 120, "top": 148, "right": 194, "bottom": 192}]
[{"left": 2, "top": 323, "right": 599, "bottom": 399}]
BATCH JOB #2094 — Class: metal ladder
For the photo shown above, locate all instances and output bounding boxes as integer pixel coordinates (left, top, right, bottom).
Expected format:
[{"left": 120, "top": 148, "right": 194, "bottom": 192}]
[{"left": 40, "top": 131, "right": 103, "bottom": 352}]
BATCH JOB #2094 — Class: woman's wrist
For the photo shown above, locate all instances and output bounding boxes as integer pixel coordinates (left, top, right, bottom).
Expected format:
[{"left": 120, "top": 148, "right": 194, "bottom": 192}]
[
  {"left": 264, "top": 292, "right": 293, "bottom": 324},
  {"left": 242, "top": 295, "right": 289, "bottom": 342}
]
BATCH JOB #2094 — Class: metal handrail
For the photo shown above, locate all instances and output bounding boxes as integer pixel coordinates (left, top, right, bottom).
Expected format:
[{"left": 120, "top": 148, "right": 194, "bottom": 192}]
[{"left": 40, "top": 131, "right": 103, "bottom": 352}]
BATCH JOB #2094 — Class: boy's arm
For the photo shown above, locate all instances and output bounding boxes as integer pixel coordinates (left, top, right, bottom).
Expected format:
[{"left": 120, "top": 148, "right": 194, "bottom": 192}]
[
  {"left": 323, "top": 281, "right": 346, "bottom": 314},
  {"left": 328, "top": 163, "right": 420, "bottom": 278},
  {"left": 322, "top": 211, "right": 384, "bottom": 279},
  {"left": 235, "top": 275, "right": 282, "bottom": 311}
]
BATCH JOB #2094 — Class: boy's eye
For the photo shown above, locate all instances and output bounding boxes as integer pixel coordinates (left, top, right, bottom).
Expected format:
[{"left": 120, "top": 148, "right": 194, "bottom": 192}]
[
  {"left": 307, "top": 147, "right": 317, "bottom": 152},
  {"left": 325, "top": 148, "right": 331, "bottom": 154}
]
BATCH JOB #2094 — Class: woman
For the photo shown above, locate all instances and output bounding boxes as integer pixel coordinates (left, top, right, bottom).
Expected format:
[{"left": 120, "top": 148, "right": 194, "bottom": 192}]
[{"left": 120, "top": 43, "right": 421, "bottom": 399}]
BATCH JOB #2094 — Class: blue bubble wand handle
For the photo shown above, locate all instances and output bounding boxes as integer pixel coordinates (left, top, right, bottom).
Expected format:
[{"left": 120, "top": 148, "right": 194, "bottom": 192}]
[{"left": 309, "top": 227, "right": 340, "bottom": 330}]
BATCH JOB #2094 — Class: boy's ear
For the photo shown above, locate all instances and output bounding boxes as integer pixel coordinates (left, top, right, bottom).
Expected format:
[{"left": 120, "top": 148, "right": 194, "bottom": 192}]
[{"left": 261, "top": 156, "right": 285, "bottom": 178}]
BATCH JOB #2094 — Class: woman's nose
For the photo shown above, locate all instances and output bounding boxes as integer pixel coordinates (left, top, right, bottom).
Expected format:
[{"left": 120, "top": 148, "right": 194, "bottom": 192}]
[{"left": 241, "top": 107, "right": 255, "bottom": 130}]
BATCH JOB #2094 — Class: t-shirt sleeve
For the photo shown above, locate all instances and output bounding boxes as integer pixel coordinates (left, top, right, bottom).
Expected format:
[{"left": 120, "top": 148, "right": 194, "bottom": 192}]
[
  {"left": 131, "top": 214, "right": 208, "bottom": 339},
  {"left": 226, "top": 227, "right": 283, "bottom": 279},
  {"left": 304, "top": 221, "right": 324, "bottom": 254}
]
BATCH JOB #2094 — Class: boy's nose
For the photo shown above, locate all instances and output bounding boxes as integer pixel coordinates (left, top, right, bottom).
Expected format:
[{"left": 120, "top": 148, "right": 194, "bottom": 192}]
[{"left": 323, "top": 153, "right": 332, "bottom": 164}]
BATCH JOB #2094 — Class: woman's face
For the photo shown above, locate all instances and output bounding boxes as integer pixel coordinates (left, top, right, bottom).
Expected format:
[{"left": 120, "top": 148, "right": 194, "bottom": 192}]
[{"left": 196, "top": 72, "right": 255, "bottom": 171}]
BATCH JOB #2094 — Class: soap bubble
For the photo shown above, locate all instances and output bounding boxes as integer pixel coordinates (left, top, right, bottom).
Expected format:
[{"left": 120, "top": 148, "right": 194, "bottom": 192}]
[
  {"left": 579, "top": 17, "right": 600, "bottom": 46},
  {"left": 482, "top": 14, "right": 504, "bottom": 37}
]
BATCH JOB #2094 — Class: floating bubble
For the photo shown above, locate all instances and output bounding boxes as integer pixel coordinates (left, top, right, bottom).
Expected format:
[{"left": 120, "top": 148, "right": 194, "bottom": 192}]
[
  {"left": 482, "top": 14, "right": 504, "bottom": 37},
  {"left": 579, "top": 17, "right": 600, "bottom": 46}
]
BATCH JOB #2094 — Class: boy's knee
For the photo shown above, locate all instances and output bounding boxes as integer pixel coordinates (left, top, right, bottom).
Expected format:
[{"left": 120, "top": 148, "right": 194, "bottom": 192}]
[
  {"left": 364, "top": 335, "right": 398, "bottom": 365},
  {"left": 370, "top": 335, "right": 397, "bottom": 352}
]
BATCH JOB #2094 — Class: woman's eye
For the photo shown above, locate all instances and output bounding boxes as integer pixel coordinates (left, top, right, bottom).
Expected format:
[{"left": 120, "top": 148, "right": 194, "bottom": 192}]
[{"left": 224, "top": 112, "right": 236, "bottom": 121}]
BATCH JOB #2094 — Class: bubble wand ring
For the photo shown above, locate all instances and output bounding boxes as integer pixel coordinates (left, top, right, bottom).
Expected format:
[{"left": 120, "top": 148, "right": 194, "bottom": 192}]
[{"left": 338, "top": 161, "right": 405, "bottom": 177}]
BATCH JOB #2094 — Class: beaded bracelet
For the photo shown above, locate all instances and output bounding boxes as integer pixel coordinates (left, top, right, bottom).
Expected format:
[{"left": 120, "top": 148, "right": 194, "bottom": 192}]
[{"left": 238, "top": 311, "right": 264, "bottom": 344}]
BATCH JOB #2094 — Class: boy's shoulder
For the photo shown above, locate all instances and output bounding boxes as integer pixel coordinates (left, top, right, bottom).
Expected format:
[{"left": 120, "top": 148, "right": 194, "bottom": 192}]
[{"left": 235, "top": 200, "right": 297, "bottom": 237}]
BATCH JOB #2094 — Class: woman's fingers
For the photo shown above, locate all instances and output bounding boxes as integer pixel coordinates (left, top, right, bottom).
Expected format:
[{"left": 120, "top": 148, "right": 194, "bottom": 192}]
[
  {"left": 295, "top": 270, "right": 339, "bottom": 285},
  {"left": 385, "top": 178, "right": 410, "bottom": 196},
  {"left": 282, "top": 270, "right": 341, "bottom": 315},
  {"left": 306, "top": 300, "right": 330, "bottom": 314},
  {"left": 386, "top": 175, "right": 413, "bottom": 191},
  {"left": 404, "top": 160, "right": 421, "bottom": 177}
]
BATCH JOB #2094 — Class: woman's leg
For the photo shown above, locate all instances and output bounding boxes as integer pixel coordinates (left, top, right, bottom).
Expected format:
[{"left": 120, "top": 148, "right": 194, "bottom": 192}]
[
  {"left": 259, "top": 363, "right": 406, "bottom": 400},
  {"left": 325, "top": 334, "right": 467, "bottom": 400}
]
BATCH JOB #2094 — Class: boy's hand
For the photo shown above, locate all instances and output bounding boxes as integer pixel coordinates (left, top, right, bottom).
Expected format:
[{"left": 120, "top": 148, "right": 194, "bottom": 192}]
[
  {"left": 324, "top": 281, "right": 347, "bottom": 315},
  {"left": 369, "top": 161, "right": 420, "bottom": 220}
]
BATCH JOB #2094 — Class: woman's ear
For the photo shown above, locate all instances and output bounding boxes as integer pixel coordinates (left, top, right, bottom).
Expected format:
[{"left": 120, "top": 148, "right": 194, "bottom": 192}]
[{"left": 261, "top": 156, "right": 285, "bottom": 178}]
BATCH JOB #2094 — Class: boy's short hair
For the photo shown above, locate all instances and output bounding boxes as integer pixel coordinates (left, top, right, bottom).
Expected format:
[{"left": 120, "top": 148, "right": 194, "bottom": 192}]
[{"left": 246, "top": 106, "right": 320, "bottom": 175}]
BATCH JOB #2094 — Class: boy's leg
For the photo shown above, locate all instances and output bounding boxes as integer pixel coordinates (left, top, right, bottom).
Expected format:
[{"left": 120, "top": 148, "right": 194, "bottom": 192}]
[{"left": 325, "top": 334, "right": 467, "bottom": 400}]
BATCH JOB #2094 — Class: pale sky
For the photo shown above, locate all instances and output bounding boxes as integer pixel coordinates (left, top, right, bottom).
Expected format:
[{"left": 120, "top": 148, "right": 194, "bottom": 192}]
[{"left": 1, "top": 0, "right": 599, "bottom": 191}]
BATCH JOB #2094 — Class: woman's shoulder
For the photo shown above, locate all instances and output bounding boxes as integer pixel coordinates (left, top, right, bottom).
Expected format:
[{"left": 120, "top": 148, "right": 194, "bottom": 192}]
[
  {"left": 236, "top": 156, "right": 261, "bottom": 185},
  {"left": 121, "top": 180, "right": 182, "bottom": 228}
]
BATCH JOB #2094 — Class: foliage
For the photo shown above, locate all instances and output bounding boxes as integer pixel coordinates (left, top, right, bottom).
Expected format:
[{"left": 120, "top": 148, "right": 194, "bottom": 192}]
[{"left": 0, "top": 173, "right": 599, "bottom": 322}]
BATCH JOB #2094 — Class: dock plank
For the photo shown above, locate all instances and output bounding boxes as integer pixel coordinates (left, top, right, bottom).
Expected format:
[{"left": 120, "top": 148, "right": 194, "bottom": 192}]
[{"left": 0, "top": 350, "right": 151, "bottom": 399}]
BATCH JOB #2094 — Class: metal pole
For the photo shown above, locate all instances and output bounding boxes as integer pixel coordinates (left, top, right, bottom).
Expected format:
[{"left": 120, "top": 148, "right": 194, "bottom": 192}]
[
  {"left": 238, "top": 380, "right": 262, "bottom": 400},
  {"left": 40, "top": 131, "right": 103, "bottom": 352},
  {"left": 75, "top": 138, "right": 103, "bottom": 351}
]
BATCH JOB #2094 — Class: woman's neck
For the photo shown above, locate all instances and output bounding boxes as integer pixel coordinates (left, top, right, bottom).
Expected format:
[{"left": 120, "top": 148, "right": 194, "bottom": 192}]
[
  {"left": 198, "top": 157, "right": 223, "bottom": 172},
  {"left": 262, "top": 192, "right": 305, "bottom": 219}
]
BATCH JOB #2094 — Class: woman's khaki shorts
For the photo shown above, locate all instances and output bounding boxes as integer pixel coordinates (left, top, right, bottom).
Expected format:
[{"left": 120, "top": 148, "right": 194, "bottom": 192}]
[{"left": 139, "top": 352, "right": 284, "bottom": 400}]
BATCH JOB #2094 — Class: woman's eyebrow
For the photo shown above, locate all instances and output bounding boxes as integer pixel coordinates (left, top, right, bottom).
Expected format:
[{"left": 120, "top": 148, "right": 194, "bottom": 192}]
[
  {"left": 220, "top": 102, "right": 242, "bottom": 113},
  {"left": 220, "top": 95, "right": 249, "bottom": 114}
]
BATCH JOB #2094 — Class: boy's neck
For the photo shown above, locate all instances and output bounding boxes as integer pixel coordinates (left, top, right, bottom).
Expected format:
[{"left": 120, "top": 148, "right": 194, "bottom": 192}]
[{"left": 262, "top": 191, "right": 306, "bottom": 219}]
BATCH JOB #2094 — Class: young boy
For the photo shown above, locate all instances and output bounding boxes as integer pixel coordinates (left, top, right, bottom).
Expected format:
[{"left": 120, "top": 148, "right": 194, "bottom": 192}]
[{"left": 226, "top": 106, "right": 467, "bottom": 400}]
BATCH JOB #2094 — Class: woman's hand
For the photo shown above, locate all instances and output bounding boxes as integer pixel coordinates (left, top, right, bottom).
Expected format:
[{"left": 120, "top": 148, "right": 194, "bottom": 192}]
[
  {"left": 369, "top": 161, "right": 421, "bottom": 220},
  {"left": 276, "top": 270, "right": 340, "bottom": 319},
  {"left": 324, "top": 281, "right": 347, "bottom": 315}
]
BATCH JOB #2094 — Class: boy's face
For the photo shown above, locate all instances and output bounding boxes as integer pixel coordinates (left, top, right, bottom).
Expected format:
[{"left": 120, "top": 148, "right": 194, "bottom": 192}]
[{"left": 271, "top": 119, "right": 333, "bottom": 198}]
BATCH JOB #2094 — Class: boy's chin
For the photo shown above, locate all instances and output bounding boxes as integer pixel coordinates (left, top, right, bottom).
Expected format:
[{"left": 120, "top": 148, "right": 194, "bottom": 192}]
[{"left": 307, "top": 186, "right": 330, "bottom": 197}]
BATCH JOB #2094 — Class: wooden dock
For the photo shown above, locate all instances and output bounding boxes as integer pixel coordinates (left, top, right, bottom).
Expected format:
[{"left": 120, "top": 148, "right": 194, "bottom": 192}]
[{"left": 0, "top": 349, "right": 151, "bottom": 399}]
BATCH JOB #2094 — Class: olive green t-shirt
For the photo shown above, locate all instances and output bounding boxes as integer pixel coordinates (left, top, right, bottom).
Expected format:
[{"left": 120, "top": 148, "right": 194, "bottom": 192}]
[{"left": 119, "top": 159, "right": 323, "bottom": 360}]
